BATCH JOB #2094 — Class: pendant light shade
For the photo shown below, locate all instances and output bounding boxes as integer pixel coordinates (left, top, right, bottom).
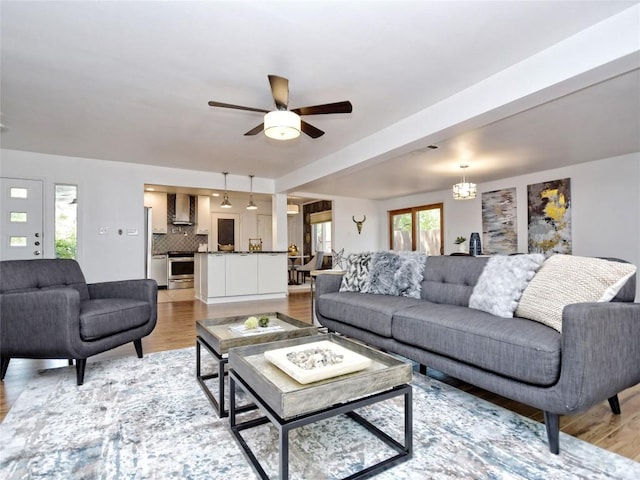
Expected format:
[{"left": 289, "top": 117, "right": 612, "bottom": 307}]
[
  {"left": 287, "top": 204, "right": 299, "bottom": 215},
  {"left": 221, "top": 172, "right": 232, "bottom": 208},
  {"left": 264, "top": 110, "right": 301, "bottom": 140},
  {"left": 246, "top": 174, "right": 258, "bottom": 210},
  {"left": 452, "top": 164, "right": 477, "bottom": 200}
]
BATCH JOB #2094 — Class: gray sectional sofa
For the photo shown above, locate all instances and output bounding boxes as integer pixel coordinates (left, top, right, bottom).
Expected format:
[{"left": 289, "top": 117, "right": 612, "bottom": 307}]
[{"left": 314, "top": 255, "right": 640, "bottom": 453}]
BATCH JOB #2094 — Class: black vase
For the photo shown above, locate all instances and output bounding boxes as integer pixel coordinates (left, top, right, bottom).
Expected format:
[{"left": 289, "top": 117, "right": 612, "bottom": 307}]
[{"left": 469, "top": 232, "right": 482, "bottom": 256}]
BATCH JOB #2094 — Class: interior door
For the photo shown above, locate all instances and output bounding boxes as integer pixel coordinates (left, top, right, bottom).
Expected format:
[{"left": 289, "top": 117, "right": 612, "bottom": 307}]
[{"left": 0, "top": 177, "right": 44, "bottom": 260}]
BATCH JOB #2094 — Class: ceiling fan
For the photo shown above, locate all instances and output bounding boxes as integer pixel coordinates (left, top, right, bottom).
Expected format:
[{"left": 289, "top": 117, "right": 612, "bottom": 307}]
[{"left": 208, "top": 75, "right": 352, "bottom": 140}]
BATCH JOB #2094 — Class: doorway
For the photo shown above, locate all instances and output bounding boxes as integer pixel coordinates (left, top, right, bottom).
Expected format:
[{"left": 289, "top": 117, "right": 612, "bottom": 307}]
[{"left": 0, "top": 178, "right": 44, "bottom": 260}]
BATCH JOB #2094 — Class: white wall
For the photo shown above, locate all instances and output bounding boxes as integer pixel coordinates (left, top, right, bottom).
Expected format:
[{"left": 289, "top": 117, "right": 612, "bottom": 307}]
[
  {"left": 0, "top": 149, "right": 281, "bottom": 282},
  {"left": 378, "top": 153, "right": 640, "bottom": 298},
  {"left": 332, "top": 196, "right": 380, "bottom": 255}
]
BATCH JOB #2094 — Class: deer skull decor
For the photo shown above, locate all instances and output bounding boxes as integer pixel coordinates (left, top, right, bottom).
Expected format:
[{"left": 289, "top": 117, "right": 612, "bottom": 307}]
[{"left": 352, "top": 215, "right": 366, "bottom": 235}]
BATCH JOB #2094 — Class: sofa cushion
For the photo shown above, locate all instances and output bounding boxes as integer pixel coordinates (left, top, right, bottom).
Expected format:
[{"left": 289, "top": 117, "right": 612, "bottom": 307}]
[
  {"left": 339, "top": 253, "right": 372, "bottom": 293},
  {"left": 469, "top": 254, "right": 545, "bottom": 318},
  {"left": 367, "top": 251, "right": 427, "bottom": 298},
  {"left": 421, "top": 256, "right": 488, "bottom": 306},
  {"left": 515, "top": 255, "right": 637, "bottom": 332},
  {"left": 392, "top": 303, "right": 561, "bottom": 386},
  {"left": 80, "top": 299, "right": 151, "bottom": 341},
  {"left": 316, "top": 292, "right": 425, "bottom": 338}
]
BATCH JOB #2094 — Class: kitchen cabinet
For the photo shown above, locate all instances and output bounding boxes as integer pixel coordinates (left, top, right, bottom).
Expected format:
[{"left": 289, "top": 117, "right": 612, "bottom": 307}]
[
  {"left": 196, "top": 195, "right": 211, "bottom": 235},
  {"left": 257, "top": 253, "right": 288, "bottom": 294},
  {"left": 144, "top": 191, "right": 168, "bottom": 234},
  {"left": 195, "top": 252, "right": 287, "bottom": 304},
  {"left": 150, "top": 254, "right": 167, "bottom": 287},
  {"left": 225, "top": 253, "right": 258, "bottom": 296}
]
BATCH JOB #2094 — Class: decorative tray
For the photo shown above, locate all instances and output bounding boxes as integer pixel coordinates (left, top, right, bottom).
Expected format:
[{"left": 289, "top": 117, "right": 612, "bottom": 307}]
[
  {"left": 229, "top": 324, "right": 284, "bottom": 336},
  {"left": 264, "top": 340, "right": 372, "bottom": 384}
]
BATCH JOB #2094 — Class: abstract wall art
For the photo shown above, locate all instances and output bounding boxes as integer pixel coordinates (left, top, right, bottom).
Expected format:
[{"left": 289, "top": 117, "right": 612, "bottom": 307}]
[
  {"left": 527, "top": 178, "right": 572, "bottom": 255},
  {"left": 482, "top": 188, "right": 518, "bottom": 254}
]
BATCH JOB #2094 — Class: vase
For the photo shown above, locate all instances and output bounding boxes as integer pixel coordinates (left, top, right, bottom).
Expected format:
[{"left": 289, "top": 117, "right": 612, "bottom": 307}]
[{"left": 458, "top": 243, "right": 466, "bottom": 253}]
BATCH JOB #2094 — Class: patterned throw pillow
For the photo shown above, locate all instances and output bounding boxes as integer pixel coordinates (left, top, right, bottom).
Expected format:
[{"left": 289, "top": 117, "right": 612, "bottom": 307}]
[
  {"left": 396, "top": 251, "right": 427, "bottom": 298},
  {"left": 368, "top": 251, "right": 401, "bottom": 296},
  {"left": 469, "top": 254, "right": 545, "bottom": 318},
  {"left": 339, "top": 253, "right": 372, "bottom": 292},
  {"left": 515, "top": 255, "right": 637, "bottom": 332}
]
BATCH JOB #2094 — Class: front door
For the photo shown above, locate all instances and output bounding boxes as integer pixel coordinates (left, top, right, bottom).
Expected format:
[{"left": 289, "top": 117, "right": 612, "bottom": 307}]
[{"left": 0, "top": 177, "right": 44, "bottom": 260}]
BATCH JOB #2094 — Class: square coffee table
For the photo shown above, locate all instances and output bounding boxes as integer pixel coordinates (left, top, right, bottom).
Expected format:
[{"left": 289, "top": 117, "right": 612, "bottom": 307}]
[
  {"left": 196, "top": 311, "right": 319, "bottom": 417},
  {"left": 228, "top": 333, "right": 413, "bottom": 480}
]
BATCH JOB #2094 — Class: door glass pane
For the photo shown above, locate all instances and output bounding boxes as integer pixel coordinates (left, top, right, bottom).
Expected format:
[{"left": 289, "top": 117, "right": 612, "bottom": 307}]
[
  {"left": 10, "top": 236, "right": 27, "bottom": 247},
  {"left": 10, "top": 212, "right": 27, "bottom": 222},
  {"left": 10, "top": 187, "right": 28, "bottom": 198},
  {"left": 55, "top": 185, "right": 78, "bottom": 259},
  {"left": 392, "top": 213, "right": 412, "bottom": 251},
  {"left": 311, "top": 221, "right": 332, "bottom": 254},
  {"left": 417, "top": 208, "right": 441, "bottom": 255}
]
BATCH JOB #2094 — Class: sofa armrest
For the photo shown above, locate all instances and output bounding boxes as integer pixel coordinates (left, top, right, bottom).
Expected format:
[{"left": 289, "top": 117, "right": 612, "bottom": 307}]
[
  {"left": 0, "top": 289, "right": 82, "bottom": 357},
  {"left": 559, "top": 302, "right": 640, "bottom": 410},
  {"left": 315, "top": 273, "right": 344, "bottom": 297},
  {"left": 88, "top": 279, "right": 158, "bottom": 304}
]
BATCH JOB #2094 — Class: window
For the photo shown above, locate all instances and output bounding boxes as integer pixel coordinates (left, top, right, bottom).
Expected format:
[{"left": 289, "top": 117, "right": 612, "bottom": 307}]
[
  {"left": 389, "top": 203, "right": 443, "bottom": 255},
  {"left": 310, "top": 210, "right": 332, "bottom": 254},
  {"left": 55, "top": 184, "right": 78, "bottom": 259}
]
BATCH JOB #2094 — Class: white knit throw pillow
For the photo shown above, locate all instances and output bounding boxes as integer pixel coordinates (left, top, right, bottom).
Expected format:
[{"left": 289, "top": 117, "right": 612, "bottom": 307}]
[{"left": 515, "top": 255, "right": 636, "bottom": 332}]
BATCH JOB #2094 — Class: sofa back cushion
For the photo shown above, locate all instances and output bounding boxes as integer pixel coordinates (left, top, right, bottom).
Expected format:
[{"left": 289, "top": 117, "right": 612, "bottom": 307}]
[
  {"left": 0, "top": 258, "right": 90, "bottom": 301},
  {"left": 421, "top": 256, "right": 489, "bottom": 306}
]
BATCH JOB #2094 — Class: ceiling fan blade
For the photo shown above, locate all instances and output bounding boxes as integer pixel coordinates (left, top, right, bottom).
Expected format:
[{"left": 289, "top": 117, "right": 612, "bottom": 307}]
[
  {"left": 244, "top": 123, "right": 264, "bottom": 136},
  {"left": 268, "top": 75, "right": 289, "bottom": 110},
  {"left": 291, "top": 101, "right": 353, "bottom": 116},
  {"left": 301, "top": 120, "right": 324, "bottom": 138},
  {"left": 208, "top": 101, "right": 269, "bottom": 114}
]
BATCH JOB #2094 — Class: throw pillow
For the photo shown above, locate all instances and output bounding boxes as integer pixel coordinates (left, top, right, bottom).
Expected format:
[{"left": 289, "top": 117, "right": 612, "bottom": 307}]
[
  {"left": 367, "top": 251, "right": 401, "bottom": 296},
  {"left": 396, "top": 251, "right": 428, "bottom": 298},
  {"left": 339, "top": 252, "right": 372, "bottom": 292},
  {"left": 515, "top": 255, "right": 637, "bottom": 332},
  {"left": 469, "top": 254, "right": 545, "bottom": 318}
]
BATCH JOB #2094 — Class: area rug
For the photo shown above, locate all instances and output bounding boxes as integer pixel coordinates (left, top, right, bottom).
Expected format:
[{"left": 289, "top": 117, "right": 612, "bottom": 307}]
[{"left": 1, "top": 348, "right": 639, "bottom": 479}]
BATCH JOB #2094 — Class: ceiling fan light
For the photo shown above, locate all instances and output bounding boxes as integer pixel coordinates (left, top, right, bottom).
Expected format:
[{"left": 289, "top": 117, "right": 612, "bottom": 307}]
[
  {"left": 287, "top": 204, "right": 299, "bottom": 215},
  {"left": 264, "top": 111, "right": 301, "bottom": 140}
]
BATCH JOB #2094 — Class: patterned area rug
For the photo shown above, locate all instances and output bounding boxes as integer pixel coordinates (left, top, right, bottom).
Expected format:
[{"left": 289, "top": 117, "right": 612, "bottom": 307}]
[{"left": 1, "top": 348, "right": 639, "bottom": 479}]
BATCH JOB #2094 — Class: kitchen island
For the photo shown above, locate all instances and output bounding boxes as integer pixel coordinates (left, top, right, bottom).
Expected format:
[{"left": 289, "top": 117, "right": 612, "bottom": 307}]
[{"left": 194, "top": 252, "right": 288, "bottom": 304}]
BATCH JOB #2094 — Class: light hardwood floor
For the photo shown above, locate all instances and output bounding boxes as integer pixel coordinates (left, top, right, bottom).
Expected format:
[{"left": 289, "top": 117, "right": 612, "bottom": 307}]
[{"left": 1, "top": 289, "right": 638, "bottom": 462}]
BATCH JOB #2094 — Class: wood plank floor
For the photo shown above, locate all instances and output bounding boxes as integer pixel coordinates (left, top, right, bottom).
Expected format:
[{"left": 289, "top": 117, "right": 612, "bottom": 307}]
[{"left": 1, "top": 289, "right": 638, "bottom": 462}]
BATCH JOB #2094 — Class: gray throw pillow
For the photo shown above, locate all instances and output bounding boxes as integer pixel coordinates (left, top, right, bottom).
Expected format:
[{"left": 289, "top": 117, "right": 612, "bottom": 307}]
[
  {"left": 368, "top": 251, "right": 401, "bottom": 295},
  {"left": 396, "top": 251, "right": 427, "bottom": 298},
  {"left": 339, "top": 253, "right": 372, "bottom": 292},
  {"left": 469, "top": 254, "right": 545, "bottom": 318}
]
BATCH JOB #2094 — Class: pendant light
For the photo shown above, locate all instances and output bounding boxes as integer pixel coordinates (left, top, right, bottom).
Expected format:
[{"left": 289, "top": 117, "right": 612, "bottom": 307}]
[
  {"left": 220, "top": 172, "right": 232, "bottom": 208},
  {"left": 246, "top": 174, "right": 258, "bottom": 210},
  {"left": 452, "top": 164, "right": 477, "bottom": 200},
  {"left": 287, "top": 197, "right": 299, "bottom": 215}
]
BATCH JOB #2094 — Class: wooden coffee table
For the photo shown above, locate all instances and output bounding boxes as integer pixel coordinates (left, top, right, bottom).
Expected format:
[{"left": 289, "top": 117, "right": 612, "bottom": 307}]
[
  {"left": 228, "top": 333, "right": 413, "bottom": 480},
  {"left": 195, "top": 312, "right": 319, "bottom": 417}
]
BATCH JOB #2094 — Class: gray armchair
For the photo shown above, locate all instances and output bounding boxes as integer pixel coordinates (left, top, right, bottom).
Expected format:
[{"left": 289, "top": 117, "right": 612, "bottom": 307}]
[{"left": 0, "top": 258, "right": 157, "bottom": 385}]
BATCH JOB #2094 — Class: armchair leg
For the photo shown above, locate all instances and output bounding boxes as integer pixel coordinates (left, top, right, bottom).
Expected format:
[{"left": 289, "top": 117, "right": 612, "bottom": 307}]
[
  {"left": 543, "top": 411, "right": 560, "bottom": 454},
  {"left": 1, "top": 357, "right": 10, "bottom": 380},
  {"left": 76, "top": 359, "right": 87, "bottom": 385},
  {"left": 608, "top": 395, "right": 621, "bottom": 415},
  {"left": 133, "top": 339, "right": 143, "bottom": 358}
]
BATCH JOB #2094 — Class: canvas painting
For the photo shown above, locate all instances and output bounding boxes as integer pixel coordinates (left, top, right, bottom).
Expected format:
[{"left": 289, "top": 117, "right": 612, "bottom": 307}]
[
  {"left": 482, "top": 188, "right": 518, "bottom": 254},
  {"left": 527, "top": 178, "right": 572, "bottom": 255}
]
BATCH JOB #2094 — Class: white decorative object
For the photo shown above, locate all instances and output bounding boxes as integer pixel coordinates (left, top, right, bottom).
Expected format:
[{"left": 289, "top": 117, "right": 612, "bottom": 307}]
[
  {"left": 265, "top": 340, "right": 372, "bottom": 384},
  {"left": 229, "top": 324, "right": 283, "bottom": 336}
]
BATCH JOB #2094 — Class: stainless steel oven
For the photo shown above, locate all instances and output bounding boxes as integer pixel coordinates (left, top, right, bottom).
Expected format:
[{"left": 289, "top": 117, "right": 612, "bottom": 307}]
[{"left": 167, "top": 252, "right": 194, "bottom": 290}]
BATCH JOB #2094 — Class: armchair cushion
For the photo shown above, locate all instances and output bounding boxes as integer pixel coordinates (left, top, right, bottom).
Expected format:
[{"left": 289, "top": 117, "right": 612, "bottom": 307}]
[{"left": 80, "top": 299, "right": 151, "bottom": 341}]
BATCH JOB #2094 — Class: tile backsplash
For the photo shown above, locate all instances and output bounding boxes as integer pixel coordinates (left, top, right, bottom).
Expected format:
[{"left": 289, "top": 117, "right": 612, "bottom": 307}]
[{"left": 152, "top": 194, "right": 208, "bottom": 253}]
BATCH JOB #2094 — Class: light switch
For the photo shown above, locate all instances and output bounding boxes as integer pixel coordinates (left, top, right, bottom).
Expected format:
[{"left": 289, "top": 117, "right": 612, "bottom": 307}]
[
  {"left": 99, "top": 227, "right": 108, "bottom": 235},
  {"left": 127, "top": 228, "right": 138, "bottom": 236}
]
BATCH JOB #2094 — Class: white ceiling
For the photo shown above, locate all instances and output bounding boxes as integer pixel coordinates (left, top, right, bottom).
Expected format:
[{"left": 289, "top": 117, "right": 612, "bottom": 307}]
[{"left": 1, "top": 1, "right": 639, "bottom": 200}]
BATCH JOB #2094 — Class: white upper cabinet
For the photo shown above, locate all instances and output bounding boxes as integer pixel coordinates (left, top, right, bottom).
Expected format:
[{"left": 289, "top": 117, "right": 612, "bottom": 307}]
[
  {"left": 144, "top": 191, "right": 168, "bottom": 234},
  {"left": 196, "top": 195, "right": 211, "bottom": 235}
]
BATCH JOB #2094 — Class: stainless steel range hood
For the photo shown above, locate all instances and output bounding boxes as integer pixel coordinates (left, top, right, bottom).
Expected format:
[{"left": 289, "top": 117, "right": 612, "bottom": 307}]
[{"left": 173, "top": 194, "right": 193, "bottom": 225}]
